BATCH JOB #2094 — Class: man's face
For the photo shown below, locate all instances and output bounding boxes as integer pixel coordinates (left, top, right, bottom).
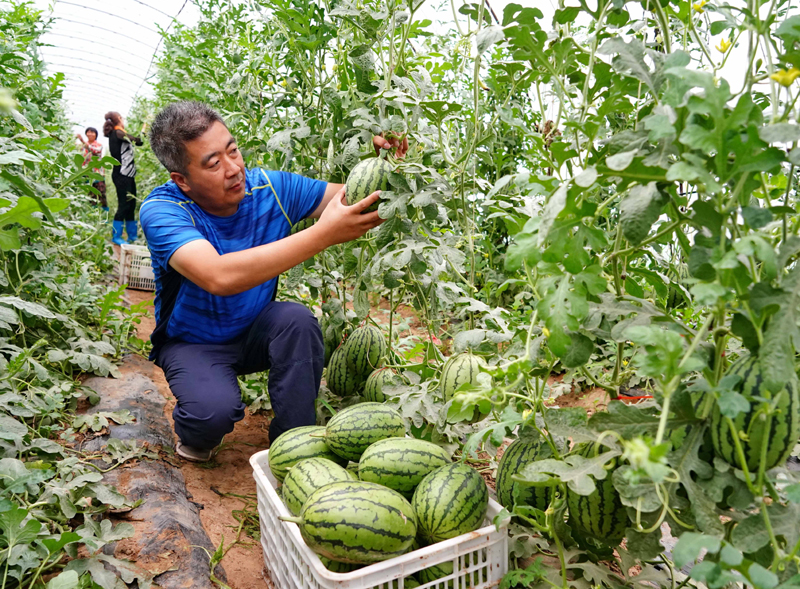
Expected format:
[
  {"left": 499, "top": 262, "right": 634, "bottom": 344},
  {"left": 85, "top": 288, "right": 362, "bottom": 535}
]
[{"left": 171, "top": 121, "right": 246, "bottom": 215}]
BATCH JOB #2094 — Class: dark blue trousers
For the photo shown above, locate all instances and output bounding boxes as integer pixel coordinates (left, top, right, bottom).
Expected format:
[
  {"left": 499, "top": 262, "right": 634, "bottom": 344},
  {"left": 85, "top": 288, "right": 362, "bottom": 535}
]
[{"left": 155, "top": 301, "right": 324, "bottom": 449}]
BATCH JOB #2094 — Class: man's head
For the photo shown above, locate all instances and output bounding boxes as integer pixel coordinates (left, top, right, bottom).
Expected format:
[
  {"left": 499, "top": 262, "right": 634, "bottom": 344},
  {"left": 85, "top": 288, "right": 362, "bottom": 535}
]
[
  {"left": 85, "top": 127, "right": 98, "bottom": 142},
  {"left": 150, "top": 101, "right": 246, "bottom": 215}
]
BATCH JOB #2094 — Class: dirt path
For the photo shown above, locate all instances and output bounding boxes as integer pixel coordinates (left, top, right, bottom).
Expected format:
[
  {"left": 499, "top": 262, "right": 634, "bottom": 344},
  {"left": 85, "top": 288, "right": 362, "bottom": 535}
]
[{"left": 126, "top": 289, "right": 272, "bottom": 589}]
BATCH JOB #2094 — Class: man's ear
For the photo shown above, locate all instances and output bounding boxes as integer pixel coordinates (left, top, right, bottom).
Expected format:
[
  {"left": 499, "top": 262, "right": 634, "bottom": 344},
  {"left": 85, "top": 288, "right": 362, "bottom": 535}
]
[{"left": 171, "top": 171, "right": 190, "bottom": 193}]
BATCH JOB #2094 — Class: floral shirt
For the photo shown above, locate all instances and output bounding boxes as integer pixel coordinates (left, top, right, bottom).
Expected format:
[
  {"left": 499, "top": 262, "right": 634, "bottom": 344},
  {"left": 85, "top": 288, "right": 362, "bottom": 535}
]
[{"left": 81, "top": 140, "right": 103, "bottom": 175}]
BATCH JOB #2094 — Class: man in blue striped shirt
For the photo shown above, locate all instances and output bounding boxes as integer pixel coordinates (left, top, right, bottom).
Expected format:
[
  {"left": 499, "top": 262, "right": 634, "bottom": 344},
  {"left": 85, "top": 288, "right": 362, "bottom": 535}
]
[{"left": 141, "top": 101, "right": 406, "bottom": 462}]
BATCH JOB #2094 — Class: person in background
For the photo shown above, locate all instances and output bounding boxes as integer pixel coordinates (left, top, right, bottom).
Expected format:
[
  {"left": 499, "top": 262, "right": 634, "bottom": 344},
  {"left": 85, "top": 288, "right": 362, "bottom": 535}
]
[
  {"left": 76, "top": 127, "right": 108, "bottom": 212},
  {"left": 103, "top": 111, "right": 143, "bottom": 245}
]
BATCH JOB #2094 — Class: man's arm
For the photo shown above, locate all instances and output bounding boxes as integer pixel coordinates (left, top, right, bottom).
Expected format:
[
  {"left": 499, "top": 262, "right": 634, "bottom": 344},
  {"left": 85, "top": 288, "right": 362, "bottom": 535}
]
[{"left": 169, "top": 187, "right": 383, "bottom": 296}]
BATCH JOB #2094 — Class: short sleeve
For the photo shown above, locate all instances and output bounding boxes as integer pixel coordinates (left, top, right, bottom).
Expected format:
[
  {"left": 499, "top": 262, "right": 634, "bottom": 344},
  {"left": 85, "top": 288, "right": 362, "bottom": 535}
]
[
  {"left": 261, "top": 170, "right": 326, "bottom": 225},
  {"left": 140, "top": 200, "right": 205, "bottom": 273}
]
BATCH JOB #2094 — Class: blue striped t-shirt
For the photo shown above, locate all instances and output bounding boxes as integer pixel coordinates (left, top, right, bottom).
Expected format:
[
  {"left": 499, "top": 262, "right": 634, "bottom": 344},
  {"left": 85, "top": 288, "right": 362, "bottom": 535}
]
[{"left": 139, "top": 168, "right": 326, "bottom": 358}]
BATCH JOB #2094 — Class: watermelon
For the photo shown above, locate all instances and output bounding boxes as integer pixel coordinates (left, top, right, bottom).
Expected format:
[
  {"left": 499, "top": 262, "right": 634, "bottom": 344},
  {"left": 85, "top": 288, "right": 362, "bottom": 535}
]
[
  {"left": 318, "top": 556, "right": 362, "bottom": 573},
  {"left": 344, "top": 324, "right": 387, "bottom": 378},
  {"left": 711, "top": 355, "right": 800, "bottom": 471},
  {"left": 358, "top": 438, "right": 451, "bottom": 498},
  {"left": 363, "top": 368, "right": 399, "bottom": 402},
  {"left": 268, "top": 426, "right": 347, "bottom": 482},
  {"left": 327, "top": 345, "right": 363, "bottom": 397},
  {"left": 412, "top": 463, "right": 489, "bottom": 544},
  {"left": 281, "top": 481, "right": 417, "bottom": 564},
  {"left": 566, "top": 445, "right": 627, "bottom": 545},
  {"left": 325, "top": 402, "right": 406, "bottom": 462},
  {"left": 417, "top": 555, "right": 484, "bottom": 587},
  {"left": 440, "top": 352, "right": 490, "bottom": 423},
  {"left": 290, "top": 218, "right": 316, "bottom": 234},
  {"left": 281, "top": 457, "right": 353, "bottom": 516},
  {"left": 496, "top": 438, "right": 552, "bottom": 512},
  {"left": 345, "top": 158, "right": 393, "bottom": 213}
]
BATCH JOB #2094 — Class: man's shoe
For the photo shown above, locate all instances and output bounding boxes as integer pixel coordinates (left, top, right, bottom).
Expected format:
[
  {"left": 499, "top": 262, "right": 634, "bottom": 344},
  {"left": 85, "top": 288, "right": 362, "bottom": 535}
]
[{"left": 175, "top": 442, "right": 216, "bottom": 462}]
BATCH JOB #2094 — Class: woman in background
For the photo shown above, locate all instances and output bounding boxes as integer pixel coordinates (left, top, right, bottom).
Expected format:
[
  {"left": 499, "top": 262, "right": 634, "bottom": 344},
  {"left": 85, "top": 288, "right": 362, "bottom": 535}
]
[
  {"left": 76, "top": 127, "right": 108, "bottom": 212},
  {"left": 103, "top": 111, "right": 143, "bottom": 245}
]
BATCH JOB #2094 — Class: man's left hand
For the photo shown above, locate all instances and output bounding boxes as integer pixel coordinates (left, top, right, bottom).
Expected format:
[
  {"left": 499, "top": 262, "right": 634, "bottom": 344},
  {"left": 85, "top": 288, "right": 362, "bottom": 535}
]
[{"left": 372, "top": 134, "right": 409, "bottom": 159}]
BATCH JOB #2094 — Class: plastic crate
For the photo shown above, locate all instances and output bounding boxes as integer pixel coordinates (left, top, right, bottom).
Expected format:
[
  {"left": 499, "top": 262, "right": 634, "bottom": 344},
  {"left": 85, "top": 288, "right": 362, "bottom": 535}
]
[
  {"left": 118, "top": 244, "right": 155, "bottom": 291},
  {"left": 250, "top": 449, "right": 509, "bottom": 589}
]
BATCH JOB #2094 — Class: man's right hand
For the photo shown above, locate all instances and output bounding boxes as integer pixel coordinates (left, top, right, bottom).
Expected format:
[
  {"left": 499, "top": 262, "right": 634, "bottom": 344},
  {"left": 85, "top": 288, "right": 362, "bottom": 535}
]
[{"left": 316, "top": 186, "right": 385, "bottom": 247}]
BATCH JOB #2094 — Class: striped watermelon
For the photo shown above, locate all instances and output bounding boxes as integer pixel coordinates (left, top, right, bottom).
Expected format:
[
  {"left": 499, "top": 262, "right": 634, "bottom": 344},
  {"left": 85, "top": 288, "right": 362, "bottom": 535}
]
[
  {"left": 711, "top": 355, "right": 800, "bottom": 471},
  {"left": 566, "top": 444, "right": 627, "bottom": 545},
  {"left": 268, "top": 426, "right": 347, "bottom": 482},
  {"left": 412, "top": 463, "right": 489, "bottom": 544},
  {"left": 417, "top": 554, "right": 484, "bottom": 587},
  {"left": 281, "top": 481, "right": 417, "bottom": 564},
  {"left": 345, "top": 157, "right": 393, "bottom": 212},
  {"left": 290, "top": 218, "right": 316, "bottom": 234},
  {"left": 440, "top": 352, "right": 490, "bottom": 423},
  {"left": 318, "top": 556, "right": 362, "bottom": 573},
  {"left": 281, "top": 457, "right": 353, "bottom": 516},
  {"left": 358, "top": 438, "right": 451, "bottom": 498},
  {"left": 325, "top": 402, "right": 406, "bottom": 462},
  {"left": 344, "top": 324, "right": 387, "bottom": 377},
  {"left": 496, "top": 438, "right": 552, "bottom": 512},
  {"left": 363, "top": 368, "right": 399, "bottom": 402},
  {"left": 326, "top": 345, "right": 363, "bottom": 397}
]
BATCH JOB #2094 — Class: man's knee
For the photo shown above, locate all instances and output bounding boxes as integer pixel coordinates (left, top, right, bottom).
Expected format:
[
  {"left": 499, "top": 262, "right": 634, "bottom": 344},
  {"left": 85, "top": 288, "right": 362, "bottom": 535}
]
[
  {"left": 173, "top": 400, "right": 245, "bottom": 447},
  {"left": 277, "top": 302, "right": 321, "bottom": 335}
]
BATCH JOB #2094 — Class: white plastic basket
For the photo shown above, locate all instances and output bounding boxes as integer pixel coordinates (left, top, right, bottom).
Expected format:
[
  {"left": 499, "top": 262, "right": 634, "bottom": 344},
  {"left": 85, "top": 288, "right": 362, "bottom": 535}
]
[
  {"left": 118, "top": 244, "right": 155, "bottom": 291},
  {"left": 250, "top": 449, "right": 509, "bottom": 589}
]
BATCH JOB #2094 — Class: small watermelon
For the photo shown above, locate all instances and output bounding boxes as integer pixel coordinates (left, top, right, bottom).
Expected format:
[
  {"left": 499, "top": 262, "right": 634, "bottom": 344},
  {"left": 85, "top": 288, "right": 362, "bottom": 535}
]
[
  {"left": 345, "top": 158, "right": 393, "bottom": 213},
  {"left": 711, "top": 355, "right": 800, "bottom": 471},
  {"left": 440, "top": 352, "right": 490, "bottom": 423},
  {"left": 281, "top": 481, "right": 417, "bottom": 564},
  {"left": 290, "top": 218, "right": 316, "bottom": 234},
  {"left": 281, "top": 457, "right": 353, "bottom": 515},
  {"left": 318, "top": 556, "right": 363, "bottom": 573},
  {"left": 326, "top": 345, "right": 363, "bottom": 397},
  {"left": 363, "top": 368, "right": 399, "bottom": 402},
  {"left": 268, "top": 426, "right": 347, "bottom": 482},
  {"left": 566, "top": 444, "right": 628, "bottom": 545},
  {"left": 412, "top": 463, "right": 489, "bottom": 544},
  {"left": 325, "top": 402, "right": 405, "bottom": 462},
  {"left": 344, "top": 324, "right": 387, "bottom": 378},
  {"left": 496, "top": 438, "right": 552, "bottom": 512},
  {"left": 358, "top": 438, "right": 451, "bottom": 498}
]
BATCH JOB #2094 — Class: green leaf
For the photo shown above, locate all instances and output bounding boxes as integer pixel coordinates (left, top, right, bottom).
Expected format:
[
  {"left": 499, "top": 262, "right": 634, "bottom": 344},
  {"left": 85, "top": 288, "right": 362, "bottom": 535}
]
[
  {"left": 720, "top": 543, "right": 743, "bottom": 566},
  {"left": 46, "top": 571, "right": 80, "bottom": 589},
  {"left": 749, "top": 563, "right": 779, "bottom": 589},
  {"left": 673, "top": 532, "right": 721, "bottom": 569},
  {"left": 538, "top": 184, "right": 567, "bottom": 246},
  {"left": 786, "top": 483, "right": 800, "bottom": 503},
  {"left": 0, "top": 505, "right": 42, "bottom": 548},
  {"left": 517, "top": 451, "right": 618, "bottom": 495},
  {"left": 759, "top": 123, "right": 800, "bottom": 144},
  {"left": 619, "top": 182, "right": 667, "bottom": 245},
  {"left": 476, "top": 25, "right": 505, "bottom": 55},
  {"left": 731, "top": 504, "right": 800, "bottom": 554},
  {"left": 560, "top": 332, "right": 594, "bottom": 368},
  {"left": 742, "top": 206, "right": 773, "bottom": 229},
  {"left": 589, "top": 401, "right": 662, "bottom": 439}
]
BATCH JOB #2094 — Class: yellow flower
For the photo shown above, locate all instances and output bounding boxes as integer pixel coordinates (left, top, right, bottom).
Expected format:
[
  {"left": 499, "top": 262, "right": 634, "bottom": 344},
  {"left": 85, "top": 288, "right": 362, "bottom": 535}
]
[
  {"left": 267, "top": 80, "right": 274, "bottom": 87},
  {"left": 280, "top": 79, "right": 287, "bottom": 87},
  {"left": 542, "top": 327, "right": 551, "bottom": 338},
  {"left": 770, "top": 68, "right": 800, "bottom": 87},
  {"left": 716, "top": 38, "right": 732, "bottom": 53},
  {"left": 522, "top": 409, "right": 532, "bottom": 420},
  {"left": 692, "top": 0, "right": 708, "bottom": 12}
]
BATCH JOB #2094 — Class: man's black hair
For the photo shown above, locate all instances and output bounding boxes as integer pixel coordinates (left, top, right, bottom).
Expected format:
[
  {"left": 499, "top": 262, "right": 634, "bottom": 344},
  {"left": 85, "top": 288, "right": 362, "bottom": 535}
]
[{"left": 149, "top": 101, "right": 225, "bottom": 175}]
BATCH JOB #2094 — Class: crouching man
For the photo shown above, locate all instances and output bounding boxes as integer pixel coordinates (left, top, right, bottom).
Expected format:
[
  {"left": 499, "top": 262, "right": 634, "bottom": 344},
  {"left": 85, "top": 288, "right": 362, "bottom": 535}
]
[{"left": 141, "top": 101, "right": 405, "bottom": 461}]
